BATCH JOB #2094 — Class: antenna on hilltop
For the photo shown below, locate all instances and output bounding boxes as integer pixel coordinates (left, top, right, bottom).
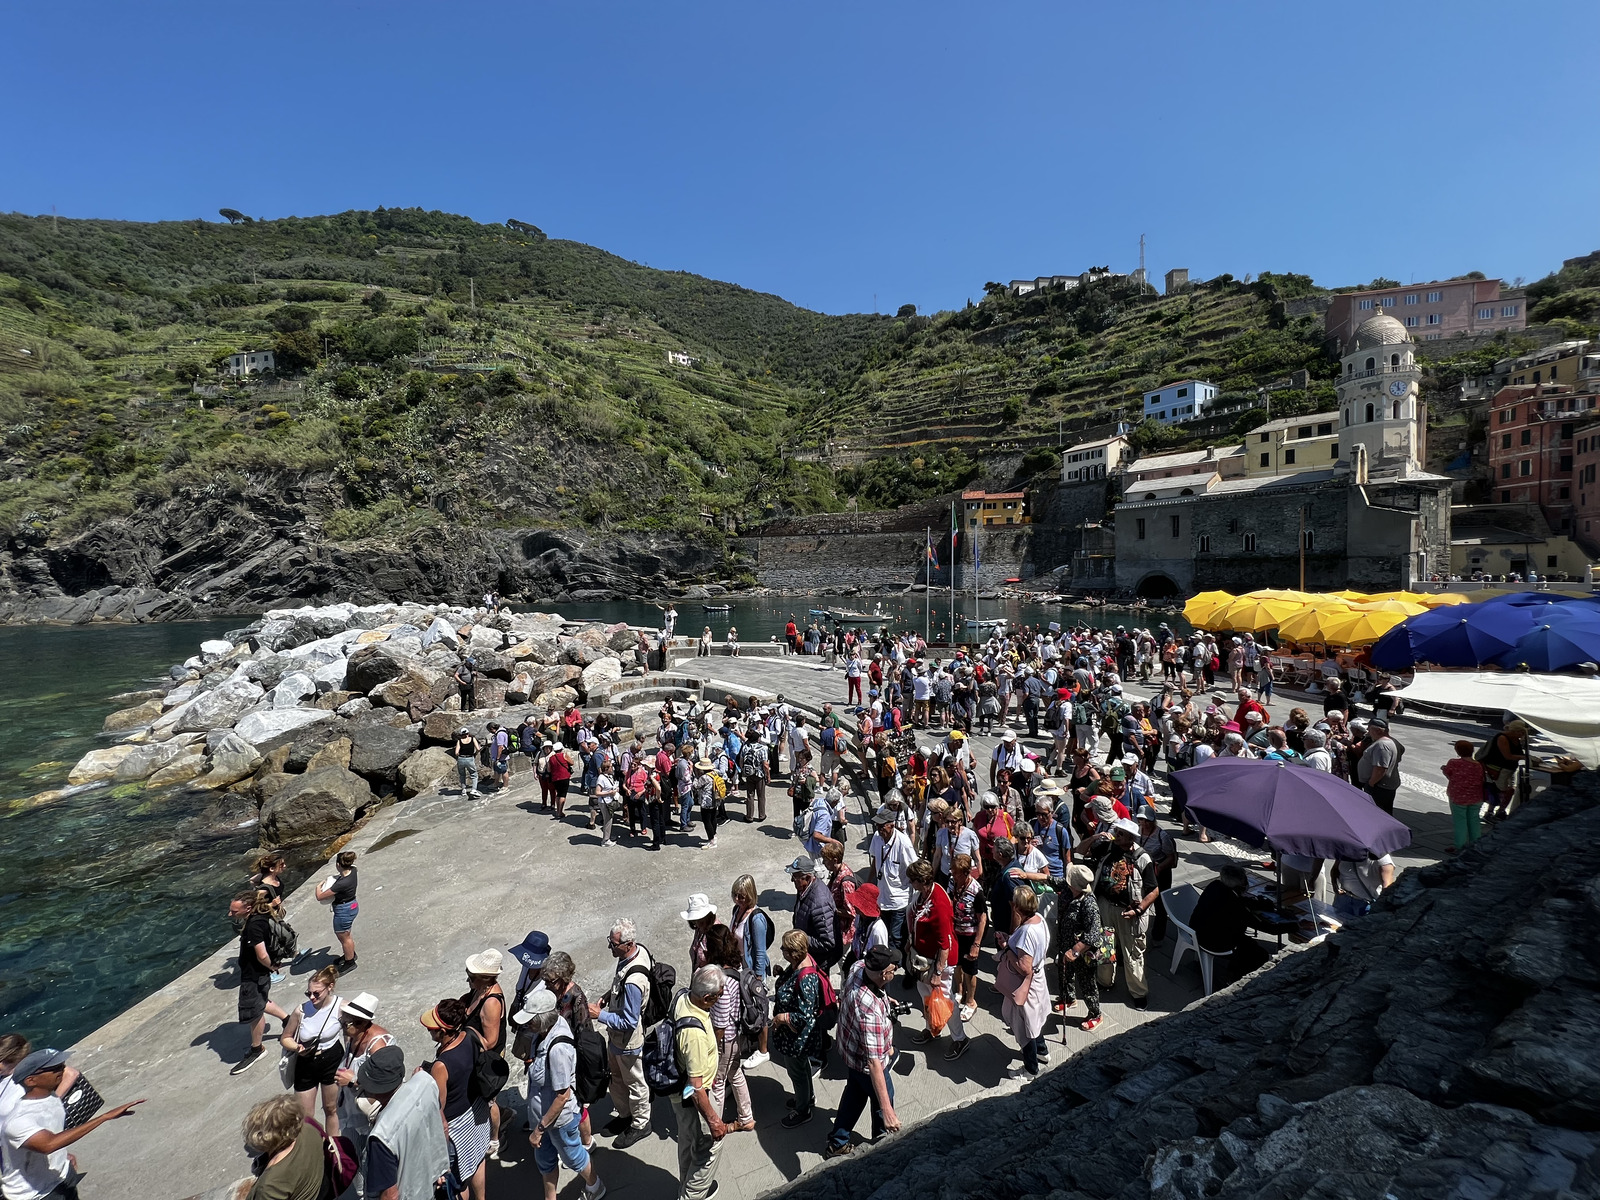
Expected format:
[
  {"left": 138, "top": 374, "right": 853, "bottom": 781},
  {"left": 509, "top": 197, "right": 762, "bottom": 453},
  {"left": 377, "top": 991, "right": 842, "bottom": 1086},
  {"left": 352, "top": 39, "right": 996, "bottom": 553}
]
[
  {"left": 1139, "top": 233, "right": 1145, "bottom": 276},
  {"left": 52, "top": 205, "right": 58, "bottom": 235}
]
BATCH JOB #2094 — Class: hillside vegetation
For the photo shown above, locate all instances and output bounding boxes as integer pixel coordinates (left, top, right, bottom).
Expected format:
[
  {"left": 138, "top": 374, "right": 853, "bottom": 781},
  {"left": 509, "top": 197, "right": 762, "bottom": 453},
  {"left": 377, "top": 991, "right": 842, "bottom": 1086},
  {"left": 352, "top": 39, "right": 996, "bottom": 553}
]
[{"left": 0, "top": 209, "right": 891, "bottom": 549}]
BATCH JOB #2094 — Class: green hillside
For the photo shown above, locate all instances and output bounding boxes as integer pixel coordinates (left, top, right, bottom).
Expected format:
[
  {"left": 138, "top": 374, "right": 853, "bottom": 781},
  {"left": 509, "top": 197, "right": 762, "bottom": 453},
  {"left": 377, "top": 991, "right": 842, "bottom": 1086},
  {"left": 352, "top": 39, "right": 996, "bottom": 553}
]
[{"left": 0, "top": 208, "right": 893, "bottom": 547}]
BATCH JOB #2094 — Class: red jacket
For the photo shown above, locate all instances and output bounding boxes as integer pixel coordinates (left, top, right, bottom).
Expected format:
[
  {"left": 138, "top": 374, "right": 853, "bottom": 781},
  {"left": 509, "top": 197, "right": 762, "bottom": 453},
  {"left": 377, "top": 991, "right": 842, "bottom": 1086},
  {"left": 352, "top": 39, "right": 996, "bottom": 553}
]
[{"left": 911, "top": 884, "right": 955, "bottom": 958}]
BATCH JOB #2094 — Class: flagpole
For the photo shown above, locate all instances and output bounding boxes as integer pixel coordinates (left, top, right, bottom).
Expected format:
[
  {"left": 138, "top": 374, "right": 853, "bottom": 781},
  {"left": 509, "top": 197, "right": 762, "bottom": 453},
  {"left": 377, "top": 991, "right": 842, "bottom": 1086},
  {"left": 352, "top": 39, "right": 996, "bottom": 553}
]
[
  {"left": 924, "top": 526, "right": 931, "bottom": 646},
  {"left": 973, "top": 529, "right": 980, "bottom": 631},
  {"left": 949, "top": 500, "right": 956, "bottom": 646}
]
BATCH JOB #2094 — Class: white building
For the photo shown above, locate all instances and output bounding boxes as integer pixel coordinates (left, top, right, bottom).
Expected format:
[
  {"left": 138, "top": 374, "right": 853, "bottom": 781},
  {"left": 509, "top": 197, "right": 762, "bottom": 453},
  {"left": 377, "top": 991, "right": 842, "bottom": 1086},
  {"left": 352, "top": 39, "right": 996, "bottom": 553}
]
[
  {"left": 1061, "top": 431, "right": 1130, "bottom": 483},
  {"left": 225, "top": 350, "right": 274, "bottom": 376},
  {"left": 666, "top": 350, "right": 696, "bottom": 367},
  {"left": 1142, "top": 379, "right": 1218, "bottom": 425}
]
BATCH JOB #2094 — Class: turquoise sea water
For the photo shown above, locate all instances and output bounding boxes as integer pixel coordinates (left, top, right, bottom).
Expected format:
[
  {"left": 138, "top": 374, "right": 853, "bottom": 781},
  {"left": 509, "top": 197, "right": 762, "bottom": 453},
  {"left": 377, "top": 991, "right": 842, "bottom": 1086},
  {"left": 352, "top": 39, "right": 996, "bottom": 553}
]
[{"left": 0, "top": 597, "right": 1183, "bottom": 1047}]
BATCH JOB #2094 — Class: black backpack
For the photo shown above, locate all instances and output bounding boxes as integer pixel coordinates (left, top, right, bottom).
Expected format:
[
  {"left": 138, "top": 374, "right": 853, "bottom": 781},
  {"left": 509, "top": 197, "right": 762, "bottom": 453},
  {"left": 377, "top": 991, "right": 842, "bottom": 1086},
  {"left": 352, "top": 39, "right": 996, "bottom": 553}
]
[
  {"left": 266, "top": 917, "right": 298, "bottom": 964},
  {"left": 735, "top": 966, "right": 770, "bottom": 1056},
  {"left": 623, "top": 950, "right": 676, "bottom": 1029},
  {"left": 544, "top": 1028, "right": 612, "bottom": 1106},
  {"left": 466, "top": 1029, "right": 509, "bottom": 1101},
  {"left": 641, "top": 990, "right": 703, "bottom": 1096}
]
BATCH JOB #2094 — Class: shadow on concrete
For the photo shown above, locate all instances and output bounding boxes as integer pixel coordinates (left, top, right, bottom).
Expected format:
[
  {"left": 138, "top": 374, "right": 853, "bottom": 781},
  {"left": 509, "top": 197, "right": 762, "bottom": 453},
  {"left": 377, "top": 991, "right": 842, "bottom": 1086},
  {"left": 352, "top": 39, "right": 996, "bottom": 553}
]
[
  {"left": 747, "top": 1072, "right": 809, "bottom": 1180},
  {"left": 486, "top": 1125, "right": 682, "bottom": 1196},
  {"left": 190, "top": 1020, "right": 248, "bottom": 1064},
  {"left": 209, "top": 965, "right": 239, "bottom": 992}
]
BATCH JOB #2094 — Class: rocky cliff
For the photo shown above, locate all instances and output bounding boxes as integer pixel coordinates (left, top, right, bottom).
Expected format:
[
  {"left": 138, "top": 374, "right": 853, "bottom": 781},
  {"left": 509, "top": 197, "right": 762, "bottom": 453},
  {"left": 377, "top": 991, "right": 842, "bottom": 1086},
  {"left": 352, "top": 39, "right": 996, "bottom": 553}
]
[
  {"left": 0, "top": 486, "right": 726, "bottom": 623},
  {"left": 777, "top": 776, "right": 1600, "bottom": 1200}
]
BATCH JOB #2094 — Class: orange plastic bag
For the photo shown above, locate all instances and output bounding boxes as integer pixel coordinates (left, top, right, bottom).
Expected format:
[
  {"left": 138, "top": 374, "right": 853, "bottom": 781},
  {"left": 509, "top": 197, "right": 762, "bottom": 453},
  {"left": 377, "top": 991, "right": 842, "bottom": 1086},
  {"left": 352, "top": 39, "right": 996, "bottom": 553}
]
[{"left": 925, "top": 986, "right": 954, "bottom": 1036}]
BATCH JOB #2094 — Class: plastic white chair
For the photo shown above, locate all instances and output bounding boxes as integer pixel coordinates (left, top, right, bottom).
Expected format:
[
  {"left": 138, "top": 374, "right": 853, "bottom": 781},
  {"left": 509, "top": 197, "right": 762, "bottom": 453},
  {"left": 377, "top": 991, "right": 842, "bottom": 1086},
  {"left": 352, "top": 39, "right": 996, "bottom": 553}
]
[{"left": 1164, "top": 883, "right": 1232, "bottom": 996}]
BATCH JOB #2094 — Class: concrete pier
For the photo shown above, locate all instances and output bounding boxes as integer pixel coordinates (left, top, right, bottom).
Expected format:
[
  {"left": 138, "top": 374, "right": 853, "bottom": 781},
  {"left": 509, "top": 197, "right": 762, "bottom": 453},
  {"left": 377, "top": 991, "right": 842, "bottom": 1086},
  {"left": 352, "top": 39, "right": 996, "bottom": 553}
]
[{"left": 64, "top": 654, "right": 1468, "bottom": 1200}]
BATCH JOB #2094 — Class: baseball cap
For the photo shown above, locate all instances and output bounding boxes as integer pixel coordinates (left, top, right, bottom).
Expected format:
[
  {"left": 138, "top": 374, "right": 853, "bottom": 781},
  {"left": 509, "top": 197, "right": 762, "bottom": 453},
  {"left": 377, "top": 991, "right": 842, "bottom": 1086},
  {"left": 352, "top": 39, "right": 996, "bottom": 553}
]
[
  {"left": 786, "top": 854, "right": 818, "bottom": 875},
  {"left": 872, "top": 805, "right": 896, "bottom": 826},
  {"left": 863, "top": 945, "right": 900, "bottom": 972},
  {"left": 10, "top": 1049, "right": 68, "bottom": 1084}
]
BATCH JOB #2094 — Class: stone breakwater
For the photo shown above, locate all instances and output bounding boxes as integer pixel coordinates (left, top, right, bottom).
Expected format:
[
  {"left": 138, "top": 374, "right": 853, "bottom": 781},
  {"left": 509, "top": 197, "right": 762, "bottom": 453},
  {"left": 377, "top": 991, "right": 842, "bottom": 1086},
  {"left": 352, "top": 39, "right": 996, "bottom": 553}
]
[
  {"left": 72, "top": 602, "right": 640, "bottom": 846},
  {"left": 774, "top": 774, "right": 1600, "bottom": 1200}
]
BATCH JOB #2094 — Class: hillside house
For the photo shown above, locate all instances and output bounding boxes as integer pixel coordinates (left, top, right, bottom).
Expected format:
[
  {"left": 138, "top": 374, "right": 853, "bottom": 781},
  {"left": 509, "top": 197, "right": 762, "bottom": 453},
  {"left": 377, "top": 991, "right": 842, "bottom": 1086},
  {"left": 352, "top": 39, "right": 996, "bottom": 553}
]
[
  {"left": 1062, "top": 432, "right": 1130, "bottom": 483},
  {"left": 1242, "top": 414, "right": 1341, "bottom": 477},
  {"left": 224, "top": 350, "right": 274, "bottom": 376},
  {"left": 1142, "top": 379, "right": 1219, "bottom": 425},
  {"left": 666, "top": 350, "right": 696, "bottom": 367},
  {"left": 961, "top": 489, "right": 1031, "bottom": 528}
]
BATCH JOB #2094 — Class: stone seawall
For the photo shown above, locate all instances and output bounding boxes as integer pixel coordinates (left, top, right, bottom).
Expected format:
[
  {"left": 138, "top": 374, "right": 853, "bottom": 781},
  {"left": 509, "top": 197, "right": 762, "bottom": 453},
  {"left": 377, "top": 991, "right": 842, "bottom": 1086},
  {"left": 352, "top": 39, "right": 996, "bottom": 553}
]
[{"left": 735, "top": 527, "right": 1032, "bottom": 592}]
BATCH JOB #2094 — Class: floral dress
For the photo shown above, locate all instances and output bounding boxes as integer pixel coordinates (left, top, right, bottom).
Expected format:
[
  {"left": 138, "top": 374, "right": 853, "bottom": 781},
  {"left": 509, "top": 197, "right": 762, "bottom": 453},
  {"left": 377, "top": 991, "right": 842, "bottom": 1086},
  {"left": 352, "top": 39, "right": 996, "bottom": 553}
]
[{"left": 772, "top": 962, "right": 826, "bottom": 1060}]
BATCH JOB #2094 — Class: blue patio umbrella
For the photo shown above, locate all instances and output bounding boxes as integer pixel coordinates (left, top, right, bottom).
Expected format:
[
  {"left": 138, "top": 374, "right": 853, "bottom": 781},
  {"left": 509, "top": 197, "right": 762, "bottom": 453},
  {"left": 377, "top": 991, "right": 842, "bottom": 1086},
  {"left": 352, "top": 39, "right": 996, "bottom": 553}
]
[
  {"left": 1498, "top": 609, "right": 1600, "bottom": 672},
  {"left": 1476, "top": 591, "right": 1588, "bottom": 608},
  {"left": 1406, "top": 602, "right": 1549, "bottom": 668}
]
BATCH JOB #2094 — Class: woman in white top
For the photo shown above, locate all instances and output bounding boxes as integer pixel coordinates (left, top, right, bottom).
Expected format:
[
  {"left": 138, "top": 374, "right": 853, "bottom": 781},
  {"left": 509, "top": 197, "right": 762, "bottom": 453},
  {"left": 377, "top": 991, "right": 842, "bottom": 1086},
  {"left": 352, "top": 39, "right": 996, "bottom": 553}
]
[
  {"left": 279, "top": 965, "right": 344, "bottom": 1135},
  {"left": 1001, "top": 886, "right": 1052, "bottom": 1078},
  {"left": 333, "top": 992, "right": 391, "bottom": 1139}
]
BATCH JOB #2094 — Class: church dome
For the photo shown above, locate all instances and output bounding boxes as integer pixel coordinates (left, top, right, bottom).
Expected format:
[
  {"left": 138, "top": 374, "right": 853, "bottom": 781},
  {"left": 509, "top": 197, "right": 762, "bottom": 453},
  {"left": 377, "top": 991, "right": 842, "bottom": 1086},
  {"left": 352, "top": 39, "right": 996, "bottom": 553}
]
[{"left": 1351, "top": 311, "right": 1411, "bottom": 350}]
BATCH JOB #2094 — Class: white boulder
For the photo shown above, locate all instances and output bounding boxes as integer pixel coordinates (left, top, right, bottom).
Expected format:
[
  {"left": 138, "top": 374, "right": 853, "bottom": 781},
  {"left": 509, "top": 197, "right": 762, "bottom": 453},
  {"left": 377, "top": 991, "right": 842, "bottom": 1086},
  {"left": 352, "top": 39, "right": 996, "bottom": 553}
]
[
  {"left": 270, "top": 672, "right": 317, "bottom": 708},
  {"left": 234, "top": 707, "right": 334, "bottom": 745},
  {"left": 580, "top": 656, "right": 623, "bottom": 692},
  {"left": 174, "top": 678, "right": 265, "bottom": 733}
]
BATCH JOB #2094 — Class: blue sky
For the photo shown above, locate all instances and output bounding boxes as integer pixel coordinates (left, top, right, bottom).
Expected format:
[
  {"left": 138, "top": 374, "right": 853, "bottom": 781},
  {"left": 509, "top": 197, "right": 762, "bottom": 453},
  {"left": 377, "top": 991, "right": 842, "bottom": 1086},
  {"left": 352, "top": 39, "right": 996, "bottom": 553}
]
[{"left": 6, "top": 2, "right": 1597, "bottom": 315}]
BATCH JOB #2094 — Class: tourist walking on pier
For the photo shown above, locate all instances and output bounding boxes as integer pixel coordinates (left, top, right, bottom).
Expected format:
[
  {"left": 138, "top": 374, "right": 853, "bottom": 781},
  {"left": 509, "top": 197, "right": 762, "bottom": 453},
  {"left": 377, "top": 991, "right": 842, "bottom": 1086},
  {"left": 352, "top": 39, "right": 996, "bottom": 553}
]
[
  {"left": 707, "top": 927, "right": 756, "bottom": 1133},
  {"left": 1056, "top": 865, "right": 1105, "bottom": 1031},
  {"left": 521, "top": 990, "right": 608, "bottom": 1200},
  {"left": 354, "top": 1045, "right": 451, "bottom": 1200},
  {"left": 672, "top": 967, "right": 729, "bottom": 1200},
  {"left": 456, "top": 658, "right": 478, "bottom": 712},
  {"left": 999, "top": 885, "right": 1052, "bottom": 1077},
  {"left": 231, "top": 889, "right": 290, "bottom": 1076},
  {"left": 280, "top": 966, "right": 346, "bottom": 1137},
  {"left": 771, "top": 930, "right": 827, "bottom": 1127},
  {"left": 1091, "top": 819, "right": 1159, "bottom": 1011},
  {"left": 788, "top": 854, "right": 838, "bottom": 971},
  {"left": 589, "top": 921, "right": 653, "bottom": 1149},
  {"left": 239, "top": 1094, "right": 324, "bottom": 1199},
  {"left": 453, "top": 727, "right": 482, "bottom": 798},
  {"left": 314, "top": 851, "right": 359, "bottom": 975},
  {"left": 459, "top": 950, "right": 507, "bottom": 1162},
  {"left": 421, "top": 999, "right": 490, "bottom": 1200},
  {"left": 825, "top": 945, "right": 901, "bottom": 1156},
  {"left": 1442, "top": 739, "right": 1486, "bottom": 850},
  {"left": 869, "top": 807, "right": 917, "bottom": 983},
  {"left": 332, "top": 992, "right": 390, "bottom": 1139},
  {"left": 2, "top": 1049, "right": 144, "bottom": 1199}
]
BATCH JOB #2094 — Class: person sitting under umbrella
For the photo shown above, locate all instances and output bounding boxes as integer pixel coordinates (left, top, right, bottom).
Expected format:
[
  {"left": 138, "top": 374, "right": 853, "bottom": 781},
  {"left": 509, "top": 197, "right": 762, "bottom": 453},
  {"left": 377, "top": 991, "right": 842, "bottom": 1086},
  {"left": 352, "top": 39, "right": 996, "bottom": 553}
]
[{"left": 1190, "top": 865, "right": 1273, "bottom": 987}]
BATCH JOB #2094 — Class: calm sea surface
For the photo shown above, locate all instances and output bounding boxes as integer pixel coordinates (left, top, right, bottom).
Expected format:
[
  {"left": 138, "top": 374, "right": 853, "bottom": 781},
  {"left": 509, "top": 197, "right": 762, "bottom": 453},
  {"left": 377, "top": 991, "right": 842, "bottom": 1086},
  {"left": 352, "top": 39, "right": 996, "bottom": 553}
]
[{"left": 0, "top": 596, "right": 1185, "bottom": 1045}]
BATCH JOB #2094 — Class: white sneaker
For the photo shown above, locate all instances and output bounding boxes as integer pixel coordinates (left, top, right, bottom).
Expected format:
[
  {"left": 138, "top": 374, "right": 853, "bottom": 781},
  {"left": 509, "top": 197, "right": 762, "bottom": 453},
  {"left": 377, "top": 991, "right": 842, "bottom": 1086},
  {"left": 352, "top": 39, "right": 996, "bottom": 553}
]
[
  {"left": 742, "top": 1050, "right": 769, "bottom": 1069},
  {"left": 584, "top": 1181, "right": 607, "bottom": 1200}
]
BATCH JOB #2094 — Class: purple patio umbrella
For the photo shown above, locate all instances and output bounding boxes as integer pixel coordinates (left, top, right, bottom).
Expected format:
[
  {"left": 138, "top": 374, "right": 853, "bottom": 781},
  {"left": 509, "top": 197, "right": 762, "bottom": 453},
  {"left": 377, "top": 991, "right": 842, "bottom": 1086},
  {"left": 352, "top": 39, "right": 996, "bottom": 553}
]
[{"left": 1168, "top": 757, "right": 1412, "bottom": 860}]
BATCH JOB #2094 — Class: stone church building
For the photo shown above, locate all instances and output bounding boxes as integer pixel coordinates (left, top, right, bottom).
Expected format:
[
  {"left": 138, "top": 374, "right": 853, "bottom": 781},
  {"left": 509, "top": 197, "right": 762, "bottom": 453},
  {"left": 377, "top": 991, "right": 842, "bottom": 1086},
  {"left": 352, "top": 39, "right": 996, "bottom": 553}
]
[{"left": 1114, "top": 311, "right": 1452, "bottom": 596}]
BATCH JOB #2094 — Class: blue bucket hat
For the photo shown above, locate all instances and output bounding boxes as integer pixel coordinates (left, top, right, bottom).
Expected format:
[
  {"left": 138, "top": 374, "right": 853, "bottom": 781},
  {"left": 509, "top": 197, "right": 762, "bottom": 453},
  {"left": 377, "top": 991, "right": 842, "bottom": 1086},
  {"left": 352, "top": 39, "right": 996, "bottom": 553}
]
[{"left": 509, "top": 930, "right": 550, "bottom": 971}]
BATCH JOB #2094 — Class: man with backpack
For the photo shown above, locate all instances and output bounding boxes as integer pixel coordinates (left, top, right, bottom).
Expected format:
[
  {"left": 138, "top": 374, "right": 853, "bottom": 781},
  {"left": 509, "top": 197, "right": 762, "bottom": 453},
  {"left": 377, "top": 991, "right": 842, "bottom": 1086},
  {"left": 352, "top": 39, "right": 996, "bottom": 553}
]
[
  {"left": 788, "top": 854, "right": 838, "bottom": 972},
  {"left": 587, "top": 920, "right": 657, "bottom": 1150},
  {"left": 521, "top": 990, "right": 608, "bottom": 1200},
  {"left": 1090, "top": 819, "right": 1160, "bottom": 1010},
  {"left": 738, "top": 731, "right": 768, "bottom": 824},
  {"left": 668, "top": 967, "right": 727, "bottom": 1200}
]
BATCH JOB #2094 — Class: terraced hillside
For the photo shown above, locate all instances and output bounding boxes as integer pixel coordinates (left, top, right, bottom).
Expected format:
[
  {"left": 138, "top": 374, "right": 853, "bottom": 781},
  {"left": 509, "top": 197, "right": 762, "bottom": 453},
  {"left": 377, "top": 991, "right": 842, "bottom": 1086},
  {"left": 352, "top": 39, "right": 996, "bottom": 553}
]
[{"left": 798, "top": 273, "right": 1339, "bottom": 464}]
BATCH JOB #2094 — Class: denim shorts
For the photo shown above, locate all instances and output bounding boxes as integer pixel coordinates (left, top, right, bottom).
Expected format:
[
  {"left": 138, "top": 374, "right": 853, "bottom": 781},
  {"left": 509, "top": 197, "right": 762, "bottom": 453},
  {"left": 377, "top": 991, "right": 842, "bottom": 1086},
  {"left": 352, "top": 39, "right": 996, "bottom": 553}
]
[
  {"left": 332, "top": 900, "right": 359, "bottom": 933},
  {"left": 532, "top": 1112, "right": 588, "bottom": 1175}
]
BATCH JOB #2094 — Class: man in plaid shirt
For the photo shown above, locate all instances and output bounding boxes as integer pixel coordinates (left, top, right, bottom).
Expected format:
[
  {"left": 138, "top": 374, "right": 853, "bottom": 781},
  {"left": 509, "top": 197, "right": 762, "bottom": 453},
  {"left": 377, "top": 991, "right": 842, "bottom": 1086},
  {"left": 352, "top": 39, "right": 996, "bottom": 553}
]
[{"left": 826, "top": 945, "right": 902, "bottom": 1157}]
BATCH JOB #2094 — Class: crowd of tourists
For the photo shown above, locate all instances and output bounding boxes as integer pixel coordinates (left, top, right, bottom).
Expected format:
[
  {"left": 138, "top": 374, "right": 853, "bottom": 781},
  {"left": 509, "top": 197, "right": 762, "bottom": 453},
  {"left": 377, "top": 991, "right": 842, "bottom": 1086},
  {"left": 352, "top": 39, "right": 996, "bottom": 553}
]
[{"left": 2, "top": 613, "right": 1535, "bottom": 1200}]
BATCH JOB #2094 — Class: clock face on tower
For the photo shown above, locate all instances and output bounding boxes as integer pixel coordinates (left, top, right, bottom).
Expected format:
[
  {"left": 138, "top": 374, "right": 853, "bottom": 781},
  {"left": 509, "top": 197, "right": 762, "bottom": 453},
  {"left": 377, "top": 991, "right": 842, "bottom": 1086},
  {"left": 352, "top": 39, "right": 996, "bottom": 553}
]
[{"left": 1388, "top": 379, "right": 1407, "bottom": 397}]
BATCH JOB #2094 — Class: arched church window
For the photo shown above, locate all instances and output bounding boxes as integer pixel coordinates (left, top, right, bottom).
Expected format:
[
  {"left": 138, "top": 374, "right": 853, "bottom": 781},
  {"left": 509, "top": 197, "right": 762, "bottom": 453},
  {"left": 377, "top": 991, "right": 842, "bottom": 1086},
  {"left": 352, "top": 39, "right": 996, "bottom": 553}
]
[
  {"left": 1365, "top": 403, "right": 1374, "bottom": 423},
  {"left": 1366, "top": 357, "right": 1375, "bottom": 371},
  {"left": 1393, "top": 401, "right": 1401, "bottom": 419},
  {"left": 1391, "top": 353, "right": 1400, "bottom": 367}
]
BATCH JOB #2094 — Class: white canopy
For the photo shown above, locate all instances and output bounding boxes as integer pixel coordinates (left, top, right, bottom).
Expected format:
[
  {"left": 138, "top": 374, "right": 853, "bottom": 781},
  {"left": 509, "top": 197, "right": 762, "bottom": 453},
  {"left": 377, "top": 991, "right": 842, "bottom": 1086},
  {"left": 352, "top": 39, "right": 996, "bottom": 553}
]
[{"left": 1394, "top": 671, "right": 1600, "bottom": 768}]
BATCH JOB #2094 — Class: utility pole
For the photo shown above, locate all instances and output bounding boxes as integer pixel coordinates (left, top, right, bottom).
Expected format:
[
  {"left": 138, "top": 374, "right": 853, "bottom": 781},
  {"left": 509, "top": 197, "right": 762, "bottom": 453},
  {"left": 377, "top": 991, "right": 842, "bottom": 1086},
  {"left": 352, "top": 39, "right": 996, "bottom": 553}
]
[
  {"left": 1139, "top": 233, "right": 1145, "bottom": 278},
  {"left": 1299, "top": 506, "right": 1306, "bottom": 591},
  {"left": 469, "top": 278, "right": 476, "bottom": 310}
]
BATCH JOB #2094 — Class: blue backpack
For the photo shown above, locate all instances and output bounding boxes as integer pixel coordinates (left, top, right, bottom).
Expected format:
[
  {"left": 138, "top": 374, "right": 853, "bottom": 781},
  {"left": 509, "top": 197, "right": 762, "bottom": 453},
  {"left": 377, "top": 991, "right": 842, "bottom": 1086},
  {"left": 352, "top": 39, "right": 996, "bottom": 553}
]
[{"left": 641, "top": 990, "right": 704, "bottom": 1095}]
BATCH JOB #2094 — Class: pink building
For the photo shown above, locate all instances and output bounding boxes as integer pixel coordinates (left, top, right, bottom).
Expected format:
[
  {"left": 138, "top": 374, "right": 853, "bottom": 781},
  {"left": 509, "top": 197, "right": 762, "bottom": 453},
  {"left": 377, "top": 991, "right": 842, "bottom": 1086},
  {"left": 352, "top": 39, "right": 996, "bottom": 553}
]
[{"left": 1325, "top": 279, "right": 1524, "bottom": 352}]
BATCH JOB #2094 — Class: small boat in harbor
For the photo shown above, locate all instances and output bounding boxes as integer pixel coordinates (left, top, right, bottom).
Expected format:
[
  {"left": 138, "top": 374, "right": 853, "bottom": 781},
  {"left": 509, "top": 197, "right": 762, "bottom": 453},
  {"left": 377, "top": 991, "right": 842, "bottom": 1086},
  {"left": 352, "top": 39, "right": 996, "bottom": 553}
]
[
  {"left": 964, "top": 617, "right": 1008, "bottom": 631},
  {"left": 702, "top": 604, "right": 731, "bottom": 613}
]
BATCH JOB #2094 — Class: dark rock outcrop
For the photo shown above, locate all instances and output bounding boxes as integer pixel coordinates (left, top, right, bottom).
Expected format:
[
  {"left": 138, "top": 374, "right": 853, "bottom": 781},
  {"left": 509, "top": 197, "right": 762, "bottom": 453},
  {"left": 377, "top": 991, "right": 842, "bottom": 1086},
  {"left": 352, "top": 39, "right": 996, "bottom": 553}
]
[
  {"left": 347, "top": 723, "right": 421, "bottom": 787},
  {"left": 0, "top": 500, "right": 725, "bottom": 624},
  {"left": 776, "top": 777, "right": 1600, "bottom": 1200}
]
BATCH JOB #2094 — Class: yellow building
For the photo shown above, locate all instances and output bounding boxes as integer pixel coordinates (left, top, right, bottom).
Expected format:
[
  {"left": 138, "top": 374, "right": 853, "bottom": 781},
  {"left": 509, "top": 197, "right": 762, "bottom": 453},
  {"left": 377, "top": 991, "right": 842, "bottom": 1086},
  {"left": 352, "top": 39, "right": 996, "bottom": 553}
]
[
  {"left": 962, "top": 489, "right": 1031, "bottom": 527},
  {"left": 1243, "top": 413, "right": 1341, "bottom": 477}
]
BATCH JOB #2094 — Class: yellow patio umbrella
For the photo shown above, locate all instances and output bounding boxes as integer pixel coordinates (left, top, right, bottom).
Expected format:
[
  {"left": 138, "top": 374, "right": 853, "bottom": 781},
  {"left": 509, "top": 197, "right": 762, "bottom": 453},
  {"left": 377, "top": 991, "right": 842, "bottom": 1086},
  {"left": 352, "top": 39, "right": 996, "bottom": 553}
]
[
  {"left": 1183, "top": 591, "right": 1235, "bottom": 628},
  {"left": 1277, "top": 604, "right": 1351, "bottom": 643},
  {"left": 1318, "top": 607, "right": 1412, "bottom": 646},
  {"left": 1347, "top": 599, "right": 1429, "bottom": 617},
  {"left": 1419, "top": 592, "right": 1470, "bottom": 607},
  {"left": 1214, "top": 594, "right": 1307, "bottom": 633},
  {"left": 1366, "top": 590, "right": 1432, "bottom": 606},
  {"left": 1331, "top": 589, "right": 1372, "bottom": 602},
  {"left": 1242, "top": 588, "right": 1318, "bottom": 602}
]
